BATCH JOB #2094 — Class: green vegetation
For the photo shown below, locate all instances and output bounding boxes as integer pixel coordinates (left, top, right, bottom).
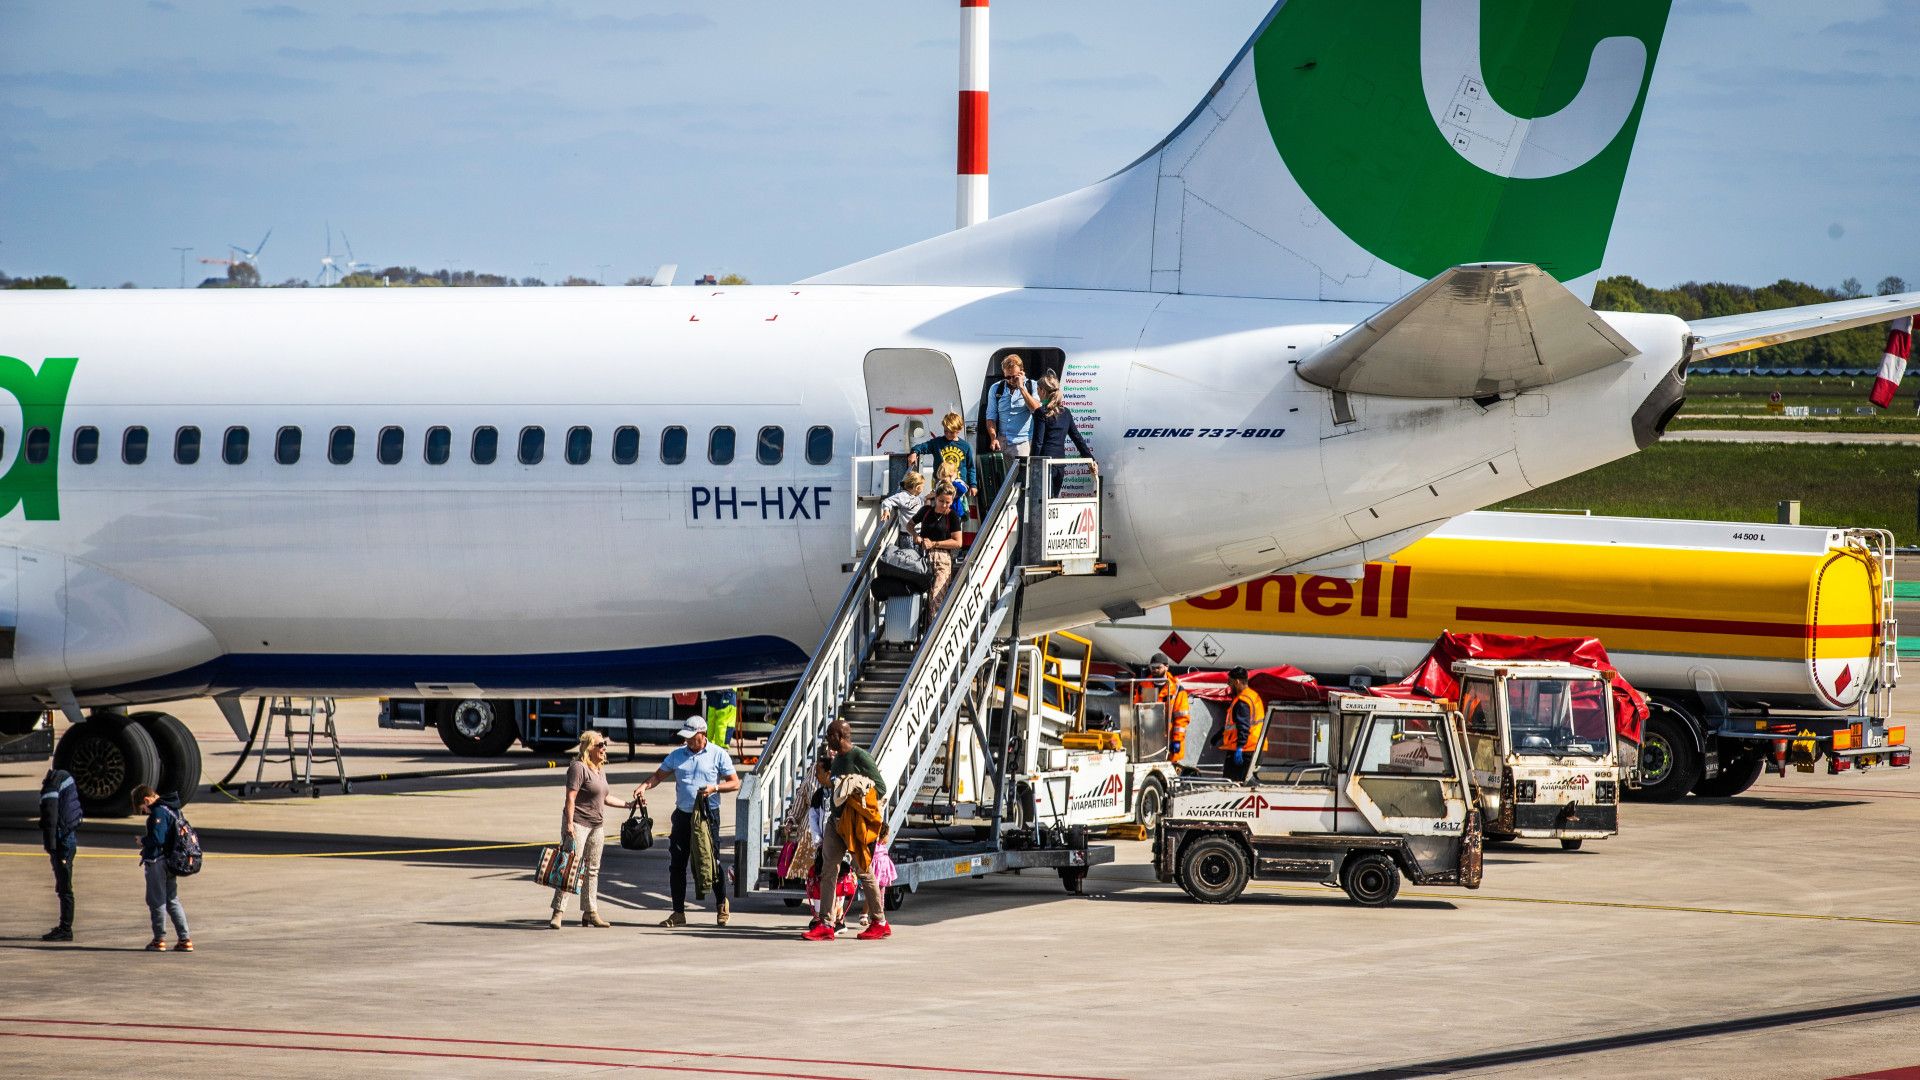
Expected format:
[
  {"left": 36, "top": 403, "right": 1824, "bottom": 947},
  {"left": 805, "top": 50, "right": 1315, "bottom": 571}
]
[
  {"left": 1597, "top": 274, "right": 1907, "bottom": 371},
  {"left": 1670, "top": 373, "right": 1920, "bottom": 433},
  {"left": 0, "top": 272, "right": 73, "bottom": 289},
  {"left": 1495, "top": 442, "right": 1920, "bottom": 542}
]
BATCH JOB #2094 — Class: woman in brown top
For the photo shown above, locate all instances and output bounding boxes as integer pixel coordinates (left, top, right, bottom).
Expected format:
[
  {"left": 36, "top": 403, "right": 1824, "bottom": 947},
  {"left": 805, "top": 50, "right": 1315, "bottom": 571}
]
[{"left": 548, "top": 730, "right": 638, "bottom": 928}]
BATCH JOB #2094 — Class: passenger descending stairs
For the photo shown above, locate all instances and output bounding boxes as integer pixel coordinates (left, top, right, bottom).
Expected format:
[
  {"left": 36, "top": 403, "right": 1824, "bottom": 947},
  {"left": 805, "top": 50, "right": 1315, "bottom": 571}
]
[{"left": 736, "top": 462, "right": 1035, "bottom": 891}]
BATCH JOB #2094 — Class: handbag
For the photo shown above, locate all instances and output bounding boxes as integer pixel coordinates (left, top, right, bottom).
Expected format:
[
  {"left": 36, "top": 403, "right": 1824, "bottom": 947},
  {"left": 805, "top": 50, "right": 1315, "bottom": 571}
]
[
  {"left": 535, "top": 836, "right": 582, "bottom": 893},
  {"left": 875, "top": 542, "right": 933, "bottom": 592},
  {"left": 619, "top": 801, "right": 654, "bottom": 851}
]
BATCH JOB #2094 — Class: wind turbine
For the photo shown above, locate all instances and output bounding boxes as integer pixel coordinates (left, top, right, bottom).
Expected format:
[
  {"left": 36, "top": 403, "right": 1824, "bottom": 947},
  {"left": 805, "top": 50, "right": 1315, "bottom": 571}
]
[
  {"left": 230, "top": 228, "right": 272, "bottom": 268},
  {"left": 338, "top": 231, "right": 371, "bottom": 277},
  {"left": 317, "top": 224, "right": 346, "bottom": 285}
]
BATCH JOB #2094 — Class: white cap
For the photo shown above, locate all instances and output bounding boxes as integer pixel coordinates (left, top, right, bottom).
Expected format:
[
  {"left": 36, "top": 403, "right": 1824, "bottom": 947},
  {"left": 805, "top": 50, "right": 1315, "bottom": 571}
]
[{"left": 675, "top": 719, "right": 705, "bottom": 741}]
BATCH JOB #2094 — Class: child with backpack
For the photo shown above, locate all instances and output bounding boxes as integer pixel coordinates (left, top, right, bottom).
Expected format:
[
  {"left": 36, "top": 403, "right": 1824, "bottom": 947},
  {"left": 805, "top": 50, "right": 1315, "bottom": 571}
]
[{"left": 134, "top": 785, "right": 194, "bottom": 952}]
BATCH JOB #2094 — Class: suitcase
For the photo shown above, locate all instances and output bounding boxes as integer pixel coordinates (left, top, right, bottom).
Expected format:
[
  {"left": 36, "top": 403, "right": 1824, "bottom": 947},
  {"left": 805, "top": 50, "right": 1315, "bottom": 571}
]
[{"left": 881, "top": 594, "right": 922, "bottom": 644}]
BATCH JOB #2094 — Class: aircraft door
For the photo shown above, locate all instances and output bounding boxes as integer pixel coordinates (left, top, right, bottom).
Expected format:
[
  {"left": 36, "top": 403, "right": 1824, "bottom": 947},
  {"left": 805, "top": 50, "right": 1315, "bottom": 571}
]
[{"left": 863, "top": 348, "right": 962, "bottom": 457}]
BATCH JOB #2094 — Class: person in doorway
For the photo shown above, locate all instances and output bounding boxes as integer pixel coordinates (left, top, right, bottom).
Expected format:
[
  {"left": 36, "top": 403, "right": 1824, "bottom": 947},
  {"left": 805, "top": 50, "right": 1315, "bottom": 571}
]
[
  {"left": 1030, "top": 374, "right": 1098, "bottom": 497},
  {"left": 637, "top": 719, "right": 740, "bottom": 927},
  {"left": 935, "top": 460, "right": 970, "bottom": 519},
  {"left": 907, "top": 411, "right": 978, "bottom": 510},
  {"left": 547, "top": 730, "right": 640, "bottom": 929},
  {"left": 1140, "top": 653, "right": 1192, "bottom": 767},
  {"left": 704, "top": 688, "right": 738, "bottom": 751},
  {"left": 1217, "top": 667, "right": 1266, "bottom": 783},
  {"left": 983, "top": 354, "right": 1041, "bottom": 458},
  {"left": 912, "top": 483, "right": 965, "bottom": 619},
  {"left": 879, "top": 471, "right": 925, "bottom": 546},
  {"left": 133, "top": 785, "right": 190, "bottom": 952},
  {"left": 39, "top": 766, "right": 83, "bottom": 942},
  {"left": 804, "top": 720, "right": 891, "bottom": 941}
]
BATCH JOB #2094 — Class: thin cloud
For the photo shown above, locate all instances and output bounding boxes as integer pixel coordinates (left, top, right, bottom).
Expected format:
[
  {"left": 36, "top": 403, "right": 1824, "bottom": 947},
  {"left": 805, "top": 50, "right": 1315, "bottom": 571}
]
[
  {"left": 244, "top": 4, "right": 313, "bottom": 19},
  {"left": 277, "top": 45, "right": 441, "bottom": 65},
  {"left": 0, "top": 63, "right": 323, "bottom": 96}
]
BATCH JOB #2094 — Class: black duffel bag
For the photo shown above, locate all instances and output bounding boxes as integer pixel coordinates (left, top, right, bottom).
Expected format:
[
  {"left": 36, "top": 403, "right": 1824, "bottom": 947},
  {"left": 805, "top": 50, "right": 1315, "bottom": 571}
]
[
  {"left": 875, "top": 541, "right": 933, "bottom": 592},
  {"left": 620, "top": 800, "right": 655, "bottom": 850}
]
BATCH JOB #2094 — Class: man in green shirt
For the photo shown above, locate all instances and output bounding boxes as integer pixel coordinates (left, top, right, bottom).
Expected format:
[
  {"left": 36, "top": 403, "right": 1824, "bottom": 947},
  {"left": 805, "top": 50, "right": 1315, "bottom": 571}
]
[{"left": 804, "top": 720, "right": 891, "bottom": 941}]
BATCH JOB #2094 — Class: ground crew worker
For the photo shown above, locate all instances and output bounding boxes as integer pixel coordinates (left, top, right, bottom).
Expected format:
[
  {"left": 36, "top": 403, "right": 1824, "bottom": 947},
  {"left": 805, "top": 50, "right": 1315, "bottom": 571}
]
[
  {"left": 1216, "top": 666, "right": 1265, "bottom": 783},
  {"left": 704, "top": 688, "right": 738, "bottom": 751},
  {"left": 1140, "top": 653, "right": 1192, "bottom": 766}
]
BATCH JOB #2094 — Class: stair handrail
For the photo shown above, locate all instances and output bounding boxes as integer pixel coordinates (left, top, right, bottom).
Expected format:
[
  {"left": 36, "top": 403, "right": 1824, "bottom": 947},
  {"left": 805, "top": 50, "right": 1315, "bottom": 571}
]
[
  {"left": 868, "top": 464, "right": 1030, "bottom": 840},
  {"left": 736, "top": 521, "right": 892, "bottom": 890}
]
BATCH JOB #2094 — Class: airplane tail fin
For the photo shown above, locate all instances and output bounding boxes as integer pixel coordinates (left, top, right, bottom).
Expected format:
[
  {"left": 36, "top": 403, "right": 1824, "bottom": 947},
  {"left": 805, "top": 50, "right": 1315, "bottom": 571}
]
[{"left": 809, "top": 1, "right": 1673, "bottom": 304}]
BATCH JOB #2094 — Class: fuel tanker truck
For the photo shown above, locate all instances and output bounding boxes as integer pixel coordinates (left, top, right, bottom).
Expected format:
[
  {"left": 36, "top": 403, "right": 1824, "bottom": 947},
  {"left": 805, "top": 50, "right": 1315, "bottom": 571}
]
[{"left": 1094, "top": 512, "right": 1909, "bottom": 801}]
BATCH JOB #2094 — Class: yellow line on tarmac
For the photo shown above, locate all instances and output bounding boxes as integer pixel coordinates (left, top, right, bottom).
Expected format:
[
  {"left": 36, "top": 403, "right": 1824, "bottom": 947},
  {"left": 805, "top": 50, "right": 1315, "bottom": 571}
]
[
  {"left": 0, "top": 842, "right": 546, "bottom": 860},
  {"left": 1249, "top": 882, "right": 1920, "bottom": 926}
]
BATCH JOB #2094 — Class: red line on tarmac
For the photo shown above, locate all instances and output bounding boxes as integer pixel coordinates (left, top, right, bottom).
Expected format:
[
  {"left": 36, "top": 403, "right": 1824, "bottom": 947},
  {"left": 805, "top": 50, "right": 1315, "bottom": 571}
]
[
  {"left": 0, "top": 1018, "right": 1131, "bottom": 1080},
  {"left": 1827, "top": 1068, "right": 1920, "bottom": 1080}
]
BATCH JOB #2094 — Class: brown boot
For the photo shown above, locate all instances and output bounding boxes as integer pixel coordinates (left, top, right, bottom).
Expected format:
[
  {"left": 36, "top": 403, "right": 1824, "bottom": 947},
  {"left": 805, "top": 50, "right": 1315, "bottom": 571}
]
[{"left": 581, "top": 911, "right": 611, "bottom": 928}]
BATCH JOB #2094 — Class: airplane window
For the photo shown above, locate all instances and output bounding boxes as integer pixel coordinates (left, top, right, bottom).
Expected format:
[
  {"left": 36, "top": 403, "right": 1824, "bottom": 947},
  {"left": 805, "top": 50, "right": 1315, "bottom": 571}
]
[
  {"left": 424, "top": 426, "right": 451, "bottom": 465},
  {"left": 122, "top": 426, "right": 149, "bottom": 465},
  {"left": 377, "top": 426, "right": 404, "bottom": 465},
  {"left": 806, "top": 425, "right": 833, "bottom": 466},
  {"left": 72, "top": 426, "right": 99, "bottom": 465},
  {"left": 757, "top": 425, "right": 783, "bottom": 465},
  {"left": 329, "top": 426, "right": 355, "bottom": 465},
  {"left": 565, "top": 426, "right": 592, "bottom": 465},
  {"left": 660, "top": 425, "right": 687, "bottom": 465},
  {"left": 613, "top": 425, "right": 640, "bottom": 465},
  {"left": 472, "top": 425, "right": 498, "bottom": 465},
  {"left": 519, "top": 425, "right": 545, "bottom": 465},
  {"left": 25, "top": 427, "right": 49, "bottom": 465},
  {"left": 175, "top": 426, "right": 201, "bottom": 465},
  {"left": 275, "top": 426, "right": 301, "bottom": 465},
  {"left": 708, "top": 425, "right": 735, "bottom": 465},
  {"left": 223, "top": 426, "right": 249, "bottom": 465}
]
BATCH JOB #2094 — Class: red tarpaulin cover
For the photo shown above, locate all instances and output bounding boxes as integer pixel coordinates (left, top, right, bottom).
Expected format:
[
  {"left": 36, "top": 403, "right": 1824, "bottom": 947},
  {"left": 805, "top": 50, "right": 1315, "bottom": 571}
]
[{"left": 1173, "top": 632, "right": 1647, "bottom": 744}]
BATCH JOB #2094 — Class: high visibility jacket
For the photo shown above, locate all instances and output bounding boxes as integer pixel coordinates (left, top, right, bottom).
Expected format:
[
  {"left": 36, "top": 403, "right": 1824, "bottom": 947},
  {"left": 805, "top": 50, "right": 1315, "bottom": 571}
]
[
  {"left": 1216, "top": 687, "right": 1266, "bottom": 753},
  {"left": 1147, "top": 673, "right": 1191, "bottom": 751},
  {"left": 705, "top": 690, "right": 738, "bottom": 748}
]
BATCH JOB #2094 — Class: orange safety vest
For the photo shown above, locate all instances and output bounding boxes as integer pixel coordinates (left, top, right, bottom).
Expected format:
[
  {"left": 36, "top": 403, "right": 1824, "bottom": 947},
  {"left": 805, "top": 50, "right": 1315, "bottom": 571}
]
[
  {"left": 1215, "top": 687, "right": 1266, "bottom": 753},
  {"left": 1150, "top": 673, "right": 1191, "bottom": 748}
]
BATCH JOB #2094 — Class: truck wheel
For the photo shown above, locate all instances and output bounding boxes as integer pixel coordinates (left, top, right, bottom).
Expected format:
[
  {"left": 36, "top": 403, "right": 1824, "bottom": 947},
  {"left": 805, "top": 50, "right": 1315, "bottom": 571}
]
[
  {"left": 435, "top": 699, "right": 518, "bottom": 756},
  {"left": 1632, "top": 703, "right": 1700, "bottom": 802},
  {"left": 1177, "top": 835, "right": 1250, "bottom": 904},
  {"left": 53, "top": 714, "right": 160, "bottom": 817},
  {"left": 884, "top": 885, "right": 909, "bottom": 911},
  {"left": 131, "top": 712, "right": 201, "bottom": 807},
  {"left": 1056, "top": 867, "right": 1087, "bottom": 895},
  {"left": 1340, "top": 853, "right": 1401, "bottom": 906},
  {"left": 1693, "top": 752, "right": 1765, "bottom": 798},
  {"left": 1559, "top": 838, "right": 1583, "bottom": 851},
  {"left": 1135, "top": 776, "right": 1168, "bottom": 832}
]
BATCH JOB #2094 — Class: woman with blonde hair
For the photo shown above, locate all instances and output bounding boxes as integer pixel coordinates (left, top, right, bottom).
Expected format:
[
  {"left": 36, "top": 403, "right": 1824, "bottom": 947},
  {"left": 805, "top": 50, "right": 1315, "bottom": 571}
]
[
  {"left": 547, "top": 729, "right": 639, "bottom": 928},
  {"left": 1031, "top": 373, "right": 1097, "bottom": 498}
]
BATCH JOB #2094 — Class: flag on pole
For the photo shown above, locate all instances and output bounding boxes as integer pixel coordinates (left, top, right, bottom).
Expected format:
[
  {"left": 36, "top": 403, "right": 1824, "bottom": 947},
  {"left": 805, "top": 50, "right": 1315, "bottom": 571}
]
[{"left": 1869, "top": 315, "right": 1914, "bottom": 409}]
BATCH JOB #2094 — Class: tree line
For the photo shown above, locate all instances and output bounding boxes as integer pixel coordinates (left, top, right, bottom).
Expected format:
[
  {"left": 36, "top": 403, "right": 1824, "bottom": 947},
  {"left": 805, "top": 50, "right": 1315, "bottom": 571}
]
[{"left": 1595, "top": 274, "right": 1909, "bottom": 370}]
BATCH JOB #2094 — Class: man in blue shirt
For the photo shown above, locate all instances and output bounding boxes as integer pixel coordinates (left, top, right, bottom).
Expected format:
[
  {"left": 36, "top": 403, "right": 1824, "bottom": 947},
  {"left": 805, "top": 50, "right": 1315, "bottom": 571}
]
[
  {"left": 638, "top": 719, "right": 739, "bottom": 927},
  {"left": 984, "top": 353, "right": 1041, "bottom": 458}
]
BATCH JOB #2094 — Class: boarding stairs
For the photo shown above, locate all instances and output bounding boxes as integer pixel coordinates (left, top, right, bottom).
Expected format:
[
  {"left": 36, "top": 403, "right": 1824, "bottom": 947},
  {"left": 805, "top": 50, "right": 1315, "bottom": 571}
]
[
  {"left": 736, "top": 457, "right": 1113, "bottom": 900},
  {"left": 241, "top": 696, "right": 350, "bottom": 797}
]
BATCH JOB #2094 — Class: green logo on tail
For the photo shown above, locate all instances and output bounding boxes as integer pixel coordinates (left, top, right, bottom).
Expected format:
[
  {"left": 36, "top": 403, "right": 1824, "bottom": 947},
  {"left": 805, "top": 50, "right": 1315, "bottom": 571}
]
[
  {"left": 1256, "top": 0, "right": 1671, "bottom": 280},
  {"left": 0, "top": 356, "right": 78, "bottom": 521}
]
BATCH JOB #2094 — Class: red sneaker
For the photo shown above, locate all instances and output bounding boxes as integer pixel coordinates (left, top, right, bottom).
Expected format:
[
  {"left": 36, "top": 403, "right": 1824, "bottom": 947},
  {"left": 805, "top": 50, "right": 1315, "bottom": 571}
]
[
  {"left": 801, "top": 921, "right": 836, "bottom": 941},
  {"left": 856, "top": 921, "right": 891, "bottom": 940}
]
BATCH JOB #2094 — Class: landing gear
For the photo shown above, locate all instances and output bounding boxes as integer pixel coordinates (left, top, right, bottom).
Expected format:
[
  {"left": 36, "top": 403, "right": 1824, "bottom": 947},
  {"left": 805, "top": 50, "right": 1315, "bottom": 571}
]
[
  {"left": 435, "top": 699, "right": 519, "bottom": 756},
  {"left": 53, "top": 713, "right": 160, "bottom": 817},
  {"left": 131, "top": 711, "right": 201, "bottom": 807}
]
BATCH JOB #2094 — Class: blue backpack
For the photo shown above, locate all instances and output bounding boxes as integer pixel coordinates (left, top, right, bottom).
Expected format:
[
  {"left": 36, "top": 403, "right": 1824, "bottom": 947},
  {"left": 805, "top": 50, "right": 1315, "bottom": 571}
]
[{"left": 163, "top": 807, "right": 203, "bottom": 877}]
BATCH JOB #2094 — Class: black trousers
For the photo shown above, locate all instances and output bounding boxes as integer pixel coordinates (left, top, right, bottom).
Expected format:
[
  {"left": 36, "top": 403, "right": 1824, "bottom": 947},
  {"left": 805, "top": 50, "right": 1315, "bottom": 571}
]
[
  {"left": 48, "top": 833, "right": 75, "bottom": 929},
  {"left": 666, "top": 806, "right": 723, "bottom": 912},
  {"left": 1221, "top": 753, "right": 1252, "bottom": 783}
]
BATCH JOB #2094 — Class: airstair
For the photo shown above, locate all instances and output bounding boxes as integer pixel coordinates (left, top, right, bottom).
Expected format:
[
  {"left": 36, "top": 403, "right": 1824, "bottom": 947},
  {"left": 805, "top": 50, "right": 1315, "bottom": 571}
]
[
  {"left": 736, "top": 457, "right": 1114, "bottom": 902},
  {"left": 240, "top": 696, "right": 350, "bottom": 797}
]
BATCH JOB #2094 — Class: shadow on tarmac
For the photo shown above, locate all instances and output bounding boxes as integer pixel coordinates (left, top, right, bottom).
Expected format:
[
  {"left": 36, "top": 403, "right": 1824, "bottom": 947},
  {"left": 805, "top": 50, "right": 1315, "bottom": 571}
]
[{"left": 1722, "top": 797, "right": 1868, "bottom": 811}]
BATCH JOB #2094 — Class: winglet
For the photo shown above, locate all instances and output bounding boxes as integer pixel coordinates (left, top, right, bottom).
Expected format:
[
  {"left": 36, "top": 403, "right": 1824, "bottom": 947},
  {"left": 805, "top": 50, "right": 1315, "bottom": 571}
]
[{"left": 1298, "top": 263, "right": 1639, "bottom": 399}]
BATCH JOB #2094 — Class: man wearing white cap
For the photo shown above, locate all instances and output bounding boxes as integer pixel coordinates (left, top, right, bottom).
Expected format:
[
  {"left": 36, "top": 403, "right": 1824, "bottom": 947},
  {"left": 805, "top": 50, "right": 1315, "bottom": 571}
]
[{"left": 637, "top": 718, "right": 739, "bottom": 926}]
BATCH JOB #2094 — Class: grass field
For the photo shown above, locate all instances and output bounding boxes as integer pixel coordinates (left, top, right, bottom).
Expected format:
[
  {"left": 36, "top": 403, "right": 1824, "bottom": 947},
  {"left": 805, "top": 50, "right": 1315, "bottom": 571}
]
[
  {"left": 1672, "top": 374, "right": 1920, "bottom": 432},
  {"left": 1494, "top": 442, "right": 1920, "bottom": 543}
]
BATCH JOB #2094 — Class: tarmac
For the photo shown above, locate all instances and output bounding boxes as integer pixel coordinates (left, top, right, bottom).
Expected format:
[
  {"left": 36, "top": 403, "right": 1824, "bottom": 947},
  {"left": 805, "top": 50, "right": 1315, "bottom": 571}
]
[
  {"left": 1665, "top": 429, "right": 1920, "bottom": 445},
  {"left": 5, "top": 697, "right": 1920, "bottom": 1080}
]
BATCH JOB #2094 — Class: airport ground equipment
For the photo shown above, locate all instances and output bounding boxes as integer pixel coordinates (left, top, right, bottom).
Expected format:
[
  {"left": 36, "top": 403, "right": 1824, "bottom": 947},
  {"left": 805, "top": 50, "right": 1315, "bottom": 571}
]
[
  {"left": 909, "top": 631, "right": 1177, "bottom": 840},
  {"left": 241, "top": 697, "right": 348, "bottom": 798},
  {"left": 381, "top": 694, "right": 683, "bottom": 757},
  {"left": 1156, "top": 694, "right": 1483, "bottom": 906},
  {"left": 738, "top": 456, "right": 1116, "bottom": 906},
  {"left": 1095, "top": 511, "right": 1909, "bottom": 800},
  {"left": 1450, "top": 661, "right": 1621, "bottom": 850}
]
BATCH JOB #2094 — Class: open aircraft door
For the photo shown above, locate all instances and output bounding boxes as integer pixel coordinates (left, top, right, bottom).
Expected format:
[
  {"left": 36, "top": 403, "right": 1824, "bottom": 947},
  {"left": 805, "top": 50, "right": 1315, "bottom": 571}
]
[{"left": 1344, "top": 708, "right": 1482, "bottom": 887}]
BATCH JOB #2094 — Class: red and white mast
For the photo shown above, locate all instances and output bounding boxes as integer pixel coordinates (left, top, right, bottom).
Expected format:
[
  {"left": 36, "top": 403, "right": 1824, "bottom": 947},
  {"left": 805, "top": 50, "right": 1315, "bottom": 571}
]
[{"left": 957, "top": 0, "right": 988, "bottom": 228}]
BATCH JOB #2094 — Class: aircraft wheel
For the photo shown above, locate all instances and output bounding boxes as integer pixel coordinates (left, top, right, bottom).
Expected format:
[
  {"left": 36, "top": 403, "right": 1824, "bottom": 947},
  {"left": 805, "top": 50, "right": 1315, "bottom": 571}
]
[
  {"left": 1135, "top": 775, "right": 1168, "bottom": 832},
  {"left": 1693, "top": 752, "right": 1765, "bottom": 798},
  {"left": 435, "top": 699, "right": 518, "bottom": 756},
  {"left": 130, "top": 712, "right": 201, "bottom": 806},
  {"left": 1631, "top": 703, "right": 1700, "bottom": 802},
  {"left": 54, "top": 714, "right": 160, "bottom": 817},
  {"left": 1340, "top": 852, "right": 1402, "bottom": 906},
  {"left": 1177, "top": 834, "right": 1249, "bottom": 905}
]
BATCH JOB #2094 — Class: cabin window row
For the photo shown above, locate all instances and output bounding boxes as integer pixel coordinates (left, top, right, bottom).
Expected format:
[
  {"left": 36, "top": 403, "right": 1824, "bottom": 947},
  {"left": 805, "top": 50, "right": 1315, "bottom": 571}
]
[{"left": 14, "top": 424, "right": 835, "bottom": 468}]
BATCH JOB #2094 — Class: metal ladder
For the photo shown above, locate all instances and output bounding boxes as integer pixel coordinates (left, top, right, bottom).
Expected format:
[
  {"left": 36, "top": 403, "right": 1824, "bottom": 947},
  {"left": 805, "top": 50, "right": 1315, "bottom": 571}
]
[{"left": 245, "top": 696, "right": 350, "bottom": 797}]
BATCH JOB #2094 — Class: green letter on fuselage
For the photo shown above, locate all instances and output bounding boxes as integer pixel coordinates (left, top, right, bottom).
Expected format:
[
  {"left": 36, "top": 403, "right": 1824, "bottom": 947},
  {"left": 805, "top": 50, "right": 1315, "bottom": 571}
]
[{"left": 0, "top": 356, "right": 78, "bottom": 521}]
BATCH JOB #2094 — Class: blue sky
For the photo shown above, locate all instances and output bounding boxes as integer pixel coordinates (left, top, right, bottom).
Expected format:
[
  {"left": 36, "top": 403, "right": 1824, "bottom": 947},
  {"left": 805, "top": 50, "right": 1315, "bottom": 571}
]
[{"left": 1, "top": 0, "right": 1914, "bottom": 291}]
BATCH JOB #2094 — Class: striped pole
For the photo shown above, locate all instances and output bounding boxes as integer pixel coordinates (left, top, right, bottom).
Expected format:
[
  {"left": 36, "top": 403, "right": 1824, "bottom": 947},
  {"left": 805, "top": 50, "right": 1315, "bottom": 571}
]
[{"left": 957, "top": 0, "right": 988, "bottom": 228}]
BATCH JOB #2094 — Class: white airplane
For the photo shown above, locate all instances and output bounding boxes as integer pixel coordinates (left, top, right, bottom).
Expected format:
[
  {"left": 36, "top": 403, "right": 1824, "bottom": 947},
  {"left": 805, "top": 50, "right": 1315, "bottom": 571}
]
[{"left": 4, "top": 0, "right": 1917, "bottom": 811}]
